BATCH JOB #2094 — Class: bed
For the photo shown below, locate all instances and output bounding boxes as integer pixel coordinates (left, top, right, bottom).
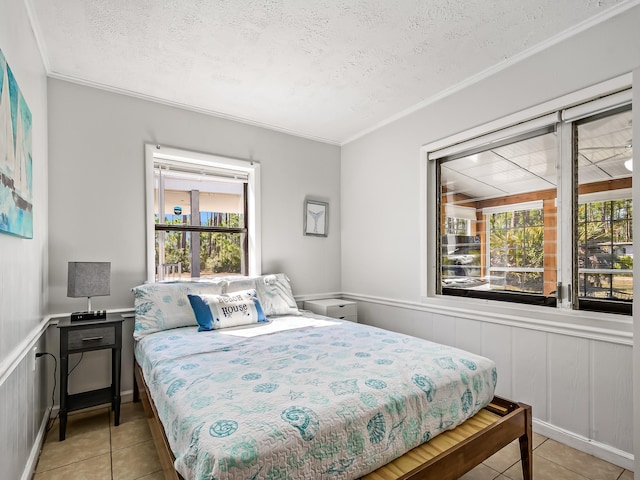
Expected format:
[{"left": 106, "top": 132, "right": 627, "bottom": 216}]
[{"left": 131, "top": 275, "right": 532, "bottom": 480}]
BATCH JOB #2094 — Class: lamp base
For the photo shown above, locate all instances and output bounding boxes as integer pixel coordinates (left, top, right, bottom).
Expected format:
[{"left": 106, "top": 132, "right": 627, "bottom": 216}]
[{"left": 70, "top": 310, "right": 107, "bottom": 322}]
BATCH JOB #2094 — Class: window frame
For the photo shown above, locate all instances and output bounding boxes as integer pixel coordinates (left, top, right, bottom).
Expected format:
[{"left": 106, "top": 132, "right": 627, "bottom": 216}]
[
  {"left": 144, "top": 144, "right": 261, "bottom": 282},
  {"left": 420, "top": 74, "right": 633, "bottom": 324},
  {"left": 437, "top": 126, "right": 558, "bottom": 306},
  {"left": 576, "top": 190, "right": 633, "bottom": 314},
  {"left": 572, "top": 107, "right": 634, "bottom": 315}
]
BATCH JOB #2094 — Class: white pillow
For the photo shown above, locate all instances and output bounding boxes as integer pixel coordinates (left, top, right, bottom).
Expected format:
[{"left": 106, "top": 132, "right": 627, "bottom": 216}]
[
  {"left": 255, "top": 274, "right": 300, "bottom": 316},
  {"left": 223, "top": 273, "right": 300, "bottom": 316}
]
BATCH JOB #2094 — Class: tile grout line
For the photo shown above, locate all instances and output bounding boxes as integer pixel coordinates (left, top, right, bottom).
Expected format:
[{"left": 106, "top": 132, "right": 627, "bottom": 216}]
[
  {"left": 535, "top": 438, "right": 627, "bottom": 480},
  {"left": 36, "top": 412, "right": 111, "bottom": 476},
  {"left": 483, "top": 437, "right": 546, "bottom": 479},
  {"left": 534, "top": 455, "right": 593, "bottom": 480}
]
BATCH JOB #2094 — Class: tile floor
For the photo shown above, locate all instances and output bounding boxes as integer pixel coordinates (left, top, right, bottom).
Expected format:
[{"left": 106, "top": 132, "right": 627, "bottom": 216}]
[
  {"left": 34, "top": 401, "right": 634, "bottom": 480},
  {"left": 34, "top": 402, "right": 162, "bottom": 480}
]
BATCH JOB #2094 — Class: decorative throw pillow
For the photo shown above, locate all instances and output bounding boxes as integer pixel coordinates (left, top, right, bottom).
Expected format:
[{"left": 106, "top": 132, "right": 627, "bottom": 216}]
[
  {"left": 188, "top": 289, "right": 268, "bottom": 331},
  {"left": 223, "top": 273, "right": 300, "bottom": 316},
  {"left": 254, "top": 273, "right": 301, "bottom": 316},
  {"left": 131, "top": 281, "right": 225, "bottom": 340}
]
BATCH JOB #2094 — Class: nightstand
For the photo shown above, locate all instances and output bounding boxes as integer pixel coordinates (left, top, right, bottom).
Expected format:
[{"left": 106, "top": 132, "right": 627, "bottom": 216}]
[
  {"left": 57, "top": 314, "right": 124, "bottom": 440},
  {"left": 303, "top": 299, "right": 358, "bottom": 322}
]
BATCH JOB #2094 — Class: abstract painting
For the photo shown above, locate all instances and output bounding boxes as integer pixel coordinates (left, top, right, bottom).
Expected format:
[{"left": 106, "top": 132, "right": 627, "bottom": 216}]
[{"left": 0, "top": 47, "right": 32, "bottom": 238}]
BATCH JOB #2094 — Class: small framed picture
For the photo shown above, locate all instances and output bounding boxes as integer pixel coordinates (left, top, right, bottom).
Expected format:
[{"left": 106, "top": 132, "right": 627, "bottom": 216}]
[{"left": 304, "top": 200, "right": 328, "bottom": 237}]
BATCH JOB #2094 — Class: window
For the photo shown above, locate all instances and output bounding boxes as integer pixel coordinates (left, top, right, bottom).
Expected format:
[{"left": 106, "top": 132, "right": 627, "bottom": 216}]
[
  {"left": 432, "top": 92, "right": 632, "bottom": 315},
  {"left": 575, "top": 107, "right": 633, "bottom": 313},
  {"left": 485, "top": 202, "right": 545, "bottom": 295},
  {"left": 145, "top": 145, "right": 260, "bottom": 282},
  {"left": 437, "top": 126, "right": 558, "bottom": 307},
  {"left": 577, "top": 197, "right": 633, "bottom": 303}
]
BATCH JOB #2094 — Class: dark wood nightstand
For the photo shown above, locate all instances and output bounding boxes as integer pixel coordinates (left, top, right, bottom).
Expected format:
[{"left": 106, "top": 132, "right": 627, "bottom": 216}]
[{"left": 57, "top": 314, "right": 124, "bottom": 440}]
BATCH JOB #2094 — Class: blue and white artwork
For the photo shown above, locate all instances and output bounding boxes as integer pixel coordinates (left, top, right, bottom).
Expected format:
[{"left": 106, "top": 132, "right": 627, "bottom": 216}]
[{"left": 0, "top": 47, "right": 33, "bottom": 239}]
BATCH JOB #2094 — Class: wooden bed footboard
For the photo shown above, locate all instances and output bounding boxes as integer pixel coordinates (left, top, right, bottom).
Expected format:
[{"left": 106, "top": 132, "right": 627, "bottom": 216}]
[{"left": 134, "top": 362, "right": 532, "bottom": 480}]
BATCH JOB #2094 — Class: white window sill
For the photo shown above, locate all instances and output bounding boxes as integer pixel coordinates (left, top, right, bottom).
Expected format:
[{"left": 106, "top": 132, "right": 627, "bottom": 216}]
[{"left": 419, "top": 294, "right": 632, "bottom": 345}]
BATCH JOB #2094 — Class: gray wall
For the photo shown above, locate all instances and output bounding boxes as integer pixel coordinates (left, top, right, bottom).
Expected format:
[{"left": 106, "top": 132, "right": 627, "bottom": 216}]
[
  {"left": 46, "top": 78, "right": 342, "bottom": 398},
  {"left": 0, "top": 0, "right": 50, "bottom": 478},
  {"left": 341, "top": 4, "right": 640, "bottom": 470}
]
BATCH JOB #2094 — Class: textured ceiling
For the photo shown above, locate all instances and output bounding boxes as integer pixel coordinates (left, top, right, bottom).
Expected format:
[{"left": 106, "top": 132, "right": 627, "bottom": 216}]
[{"left": 28, "top": 0, "right": 630, "bottom": 144}]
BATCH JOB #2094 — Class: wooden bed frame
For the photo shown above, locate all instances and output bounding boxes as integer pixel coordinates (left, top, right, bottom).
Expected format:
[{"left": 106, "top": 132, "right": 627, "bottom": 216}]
[{"left": 134, "top": 362, "right": 532, "bottom": 480}]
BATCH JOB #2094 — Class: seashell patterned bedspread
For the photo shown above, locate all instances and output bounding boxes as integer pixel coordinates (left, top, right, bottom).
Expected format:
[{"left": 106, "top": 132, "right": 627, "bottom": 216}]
[{"left": 135, "top": 314, "right": 496, "bottom": 480}]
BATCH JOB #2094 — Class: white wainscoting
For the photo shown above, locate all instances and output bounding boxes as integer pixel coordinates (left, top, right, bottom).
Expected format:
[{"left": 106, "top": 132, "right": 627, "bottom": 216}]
[
  {"left": 0, "top": 332, "right": 49, "bottom": 480},
  {"left": 348, "top": 296, "right": 634, "bottom": 471}
]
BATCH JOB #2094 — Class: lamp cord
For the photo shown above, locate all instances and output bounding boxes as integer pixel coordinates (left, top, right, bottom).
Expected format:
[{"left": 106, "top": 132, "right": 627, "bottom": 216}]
[
  {"left": 68, "top": 353, "right": 84, "bottom": 376},
  {"left": 36, "top": 351, "right": 88, "bottom": 434},
  {"left": 37, "top": 352, "right": 59, "bottom": 432}
]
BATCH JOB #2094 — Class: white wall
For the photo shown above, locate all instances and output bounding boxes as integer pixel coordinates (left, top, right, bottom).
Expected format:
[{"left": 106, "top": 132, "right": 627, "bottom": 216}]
[
  {"left": 341, "top": 5, "right": 640, "bottom": 469},
  {"left": 46, "top": 78, "right": 342, "bottom": 397},
  {"left": 0, "top": 0, "right": 50, "bottom": 478}
]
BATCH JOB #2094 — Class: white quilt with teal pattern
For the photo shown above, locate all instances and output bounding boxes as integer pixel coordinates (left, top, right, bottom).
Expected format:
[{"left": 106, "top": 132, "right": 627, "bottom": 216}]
[{"left": 135, "top": 315, "right": 497, "bottom": 480}]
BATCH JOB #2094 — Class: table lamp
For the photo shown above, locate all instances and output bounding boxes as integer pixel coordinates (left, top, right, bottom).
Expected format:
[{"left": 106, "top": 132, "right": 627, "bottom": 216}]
[{"left": 67, "top": 261, "right": 111, "bottom": 321}]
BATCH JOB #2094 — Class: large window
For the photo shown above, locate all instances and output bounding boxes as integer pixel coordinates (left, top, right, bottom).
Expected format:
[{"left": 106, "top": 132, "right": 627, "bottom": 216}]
[
  {"left": 145, "top": 145, "right": 260, "bottom": 282},
  {"left": 438, "top": 127, "right": 558, "bottom": 306},
  {"left": 433, "top": 96, "right": 632, "bottom": 315}
]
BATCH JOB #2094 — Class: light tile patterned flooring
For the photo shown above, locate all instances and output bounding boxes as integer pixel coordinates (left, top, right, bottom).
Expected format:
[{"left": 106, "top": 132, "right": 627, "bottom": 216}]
[{"left": 34, "top": 401, "right": 634, "bottom": 480}]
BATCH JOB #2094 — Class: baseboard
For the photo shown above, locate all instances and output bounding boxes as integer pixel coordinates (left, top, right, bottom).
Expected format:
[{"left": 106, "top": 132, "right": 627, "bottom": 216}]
[
  {"left": 122, "top": 389, "right": 135, "bottom": 404},
  {"left": 534, "top": 419, "right": 634, "bottom": 471},
  {"left": 21, "top": 406, "right": 51, "bottom": 480}
]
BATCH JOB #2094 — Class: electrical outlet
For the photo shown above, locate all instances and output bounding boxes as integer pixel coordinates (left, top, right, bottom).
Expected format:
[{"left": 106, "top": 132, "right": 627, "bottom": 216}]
[{"left": 31, "top": 346, "right": 38, "bottom": 371}]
